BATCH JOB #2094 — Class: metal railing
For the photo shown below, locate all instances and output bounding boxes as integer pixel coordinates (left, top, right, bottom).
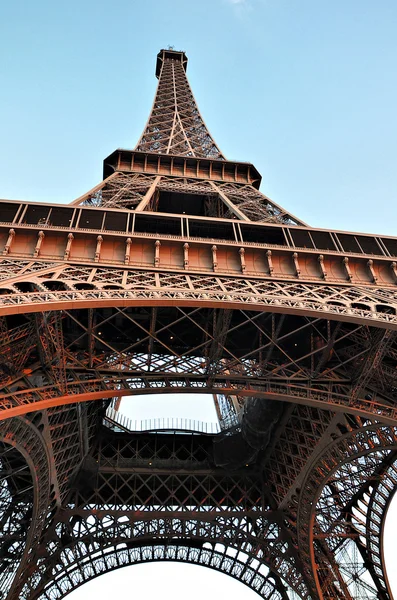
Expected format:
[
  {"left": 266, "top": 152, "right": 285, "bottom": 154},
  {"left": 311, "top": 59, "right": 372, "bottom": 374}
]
[{"left": 105, "top": 406, "right": 220, "bottom": 435}]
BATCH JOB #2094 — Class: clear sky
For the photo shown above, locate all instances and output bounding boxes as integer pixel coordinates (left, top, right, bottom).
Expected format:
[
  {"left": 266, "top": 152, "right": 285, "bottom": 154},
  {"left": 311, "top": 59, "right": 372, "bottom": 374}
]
[{"left": 1, "top": 0, "right": 397, "bottom": 598}]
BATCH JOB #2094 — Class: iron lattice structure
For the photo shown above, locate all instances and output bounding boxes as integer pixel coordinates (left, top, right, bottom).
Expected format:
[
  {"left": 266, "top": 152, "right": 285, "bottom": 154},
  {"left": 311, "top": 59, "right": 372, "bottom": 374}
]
[{"left": 0, "top": 48, "right": 397, "bottom": 599}]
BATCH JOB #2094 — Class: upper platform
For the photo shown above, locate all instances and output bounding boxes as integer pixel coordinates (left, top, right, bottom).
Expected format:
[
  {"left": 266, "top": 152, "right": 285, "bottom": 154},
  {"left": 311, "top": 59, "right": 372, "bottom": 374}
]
[
  {"left": 103, "top": 149, "right": 262, "bottom": 188},
  {"left": 155, "top": 49, "right": 188, "bottom": 78}
]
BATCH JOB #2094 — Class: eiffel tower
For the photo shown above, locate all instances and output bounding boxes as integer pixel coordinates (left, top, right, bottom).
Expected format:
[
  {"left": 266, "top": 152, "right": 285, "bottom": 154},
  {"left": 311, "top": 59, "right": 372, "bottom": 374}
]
[{"left": 1, "top": 47, "right": 397, "bottom": 600}]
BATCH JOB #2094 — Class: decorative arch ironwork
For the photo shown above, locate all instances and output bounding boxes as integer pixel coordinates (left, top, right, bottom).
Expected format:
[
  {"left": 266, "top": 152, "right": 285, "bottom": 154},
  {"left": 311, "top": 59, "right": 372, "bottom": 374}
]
[
  {"left": 297, "top": 424, "right": 397, "bottom": 599},
  {"left": 37, "top": 542, "right": 293, "bottom": 600},
  {"left": 0, "top": 417, "right": 51, "bottom": 599}
]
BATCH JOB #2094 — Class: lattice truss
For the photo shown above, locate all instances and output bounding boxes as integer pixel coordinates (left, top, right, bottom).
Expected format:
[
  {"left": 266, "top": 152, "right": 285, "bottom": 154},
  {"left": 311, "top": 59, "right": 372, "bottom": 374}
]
[
  {"left": 74, "top": 51, "right": 303, "bottom": 224},
  {"left": 1, "top": 270, "right": 397, "bottom": 597},
  {"left": 76, "top": 171, "right": 303, "bottom": 225},
  {"left": 135, "top": 53, "right": 224, "bottom": 158},
  {"left": 296, "top": 424, "right": 397, "bottom": 600},
  {"left": 0, "top": 406, "right": 102, "bottom": 599},
  {"left": 1, "top": 275, "right": 397, "bottom": 415},
  {"left": 17, "top": 431, "right": 305, "bottom": 600},
  {"left": 4, "top": 414, "right": 397, "bottom": 600},
  {"left": 2, "top": 261, "right": 397, "bottom": 328}
]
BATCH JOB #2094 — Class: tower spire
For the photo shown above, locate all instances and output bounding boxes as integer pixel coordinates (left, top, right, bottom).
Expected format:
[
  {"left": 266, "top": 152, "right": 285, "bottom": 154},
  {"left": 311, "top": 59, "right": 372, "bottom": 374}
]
[{"left": 135, "top": 49, "right": 225, "bottom": 159}]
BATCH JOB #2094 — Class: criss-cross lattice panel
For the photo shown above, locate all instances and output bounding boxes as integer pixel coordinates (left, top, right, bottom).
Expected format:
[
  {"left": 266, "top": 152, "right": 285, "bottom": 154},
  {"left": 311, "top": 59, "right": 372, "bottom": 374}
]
[{"left": 135, "top": 52, "right": 224, "bottom": 159}]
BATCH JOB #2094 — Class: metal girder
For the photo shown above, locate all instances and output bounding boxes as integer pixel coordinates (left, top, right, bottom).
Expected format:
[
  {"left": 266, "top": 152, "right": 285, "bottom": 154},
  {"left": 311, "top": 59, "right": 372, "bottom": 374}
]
[
  {"left": 350, "top": 329, "right": 396, "bottom": 402},
  {"left": 34, "top": 312, "right": 67, "bottom": 393}
]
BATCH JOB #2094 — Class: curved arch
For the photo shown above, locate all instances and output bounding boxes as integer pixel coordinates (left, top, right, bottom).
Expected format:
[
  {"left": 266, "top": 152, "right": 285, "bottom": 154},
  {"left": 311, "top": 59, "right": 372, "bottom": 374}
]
[
  {"left": 1, "top": 375, "right": 397, "bottom": 428},
  {"left": 36, "top": 541, "right": 295, "bottom": 600},
  {"left": 366, "top": 460, "right": 397, "bottom": 596},
  {"left": 0, "top": 416, "right": 51, "bottom": 599},
  {"left": 297, "top": 424, "right": 397, "bottom": 599},
  {"left": 22, "top": 499, "right": 309, "bottom": 598},
  {"left": 0, "top": 284, "right": 396, "bottom": 330}
]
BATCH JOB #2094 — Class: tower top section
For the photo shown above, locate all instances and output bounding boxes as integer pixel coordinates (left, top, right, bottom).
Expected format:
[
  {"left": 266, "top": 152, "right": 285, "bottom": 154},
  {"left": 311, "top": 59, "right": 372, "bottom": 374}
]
[
  {"left": 135, "top": 48, "right": 225, "bottom": 159},
  {"left": 155, "top": 48, "right": 188, "bottom": 78}
]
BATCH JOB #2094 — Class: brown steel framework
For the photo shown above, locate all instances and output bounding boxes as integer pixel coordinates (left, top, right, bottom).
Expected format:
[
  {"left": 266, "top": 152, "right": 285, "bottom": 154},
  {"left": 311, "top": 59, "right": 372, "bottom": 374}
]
[{"left": 0, "top": 48, "right": 396, "bottom": 599}]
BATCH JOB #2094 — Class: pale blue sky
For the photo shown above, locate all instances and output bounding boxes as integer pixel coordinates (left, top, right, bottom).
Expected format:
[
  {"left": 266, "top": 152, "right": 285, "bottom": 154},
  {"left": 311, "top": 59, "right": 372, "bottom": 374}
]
[
  {"left": 1, "top": 0, "right": 396, "bottom": 234},
  {"left": 1, "top": 1, "right": 397, "bottom": 598}
]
